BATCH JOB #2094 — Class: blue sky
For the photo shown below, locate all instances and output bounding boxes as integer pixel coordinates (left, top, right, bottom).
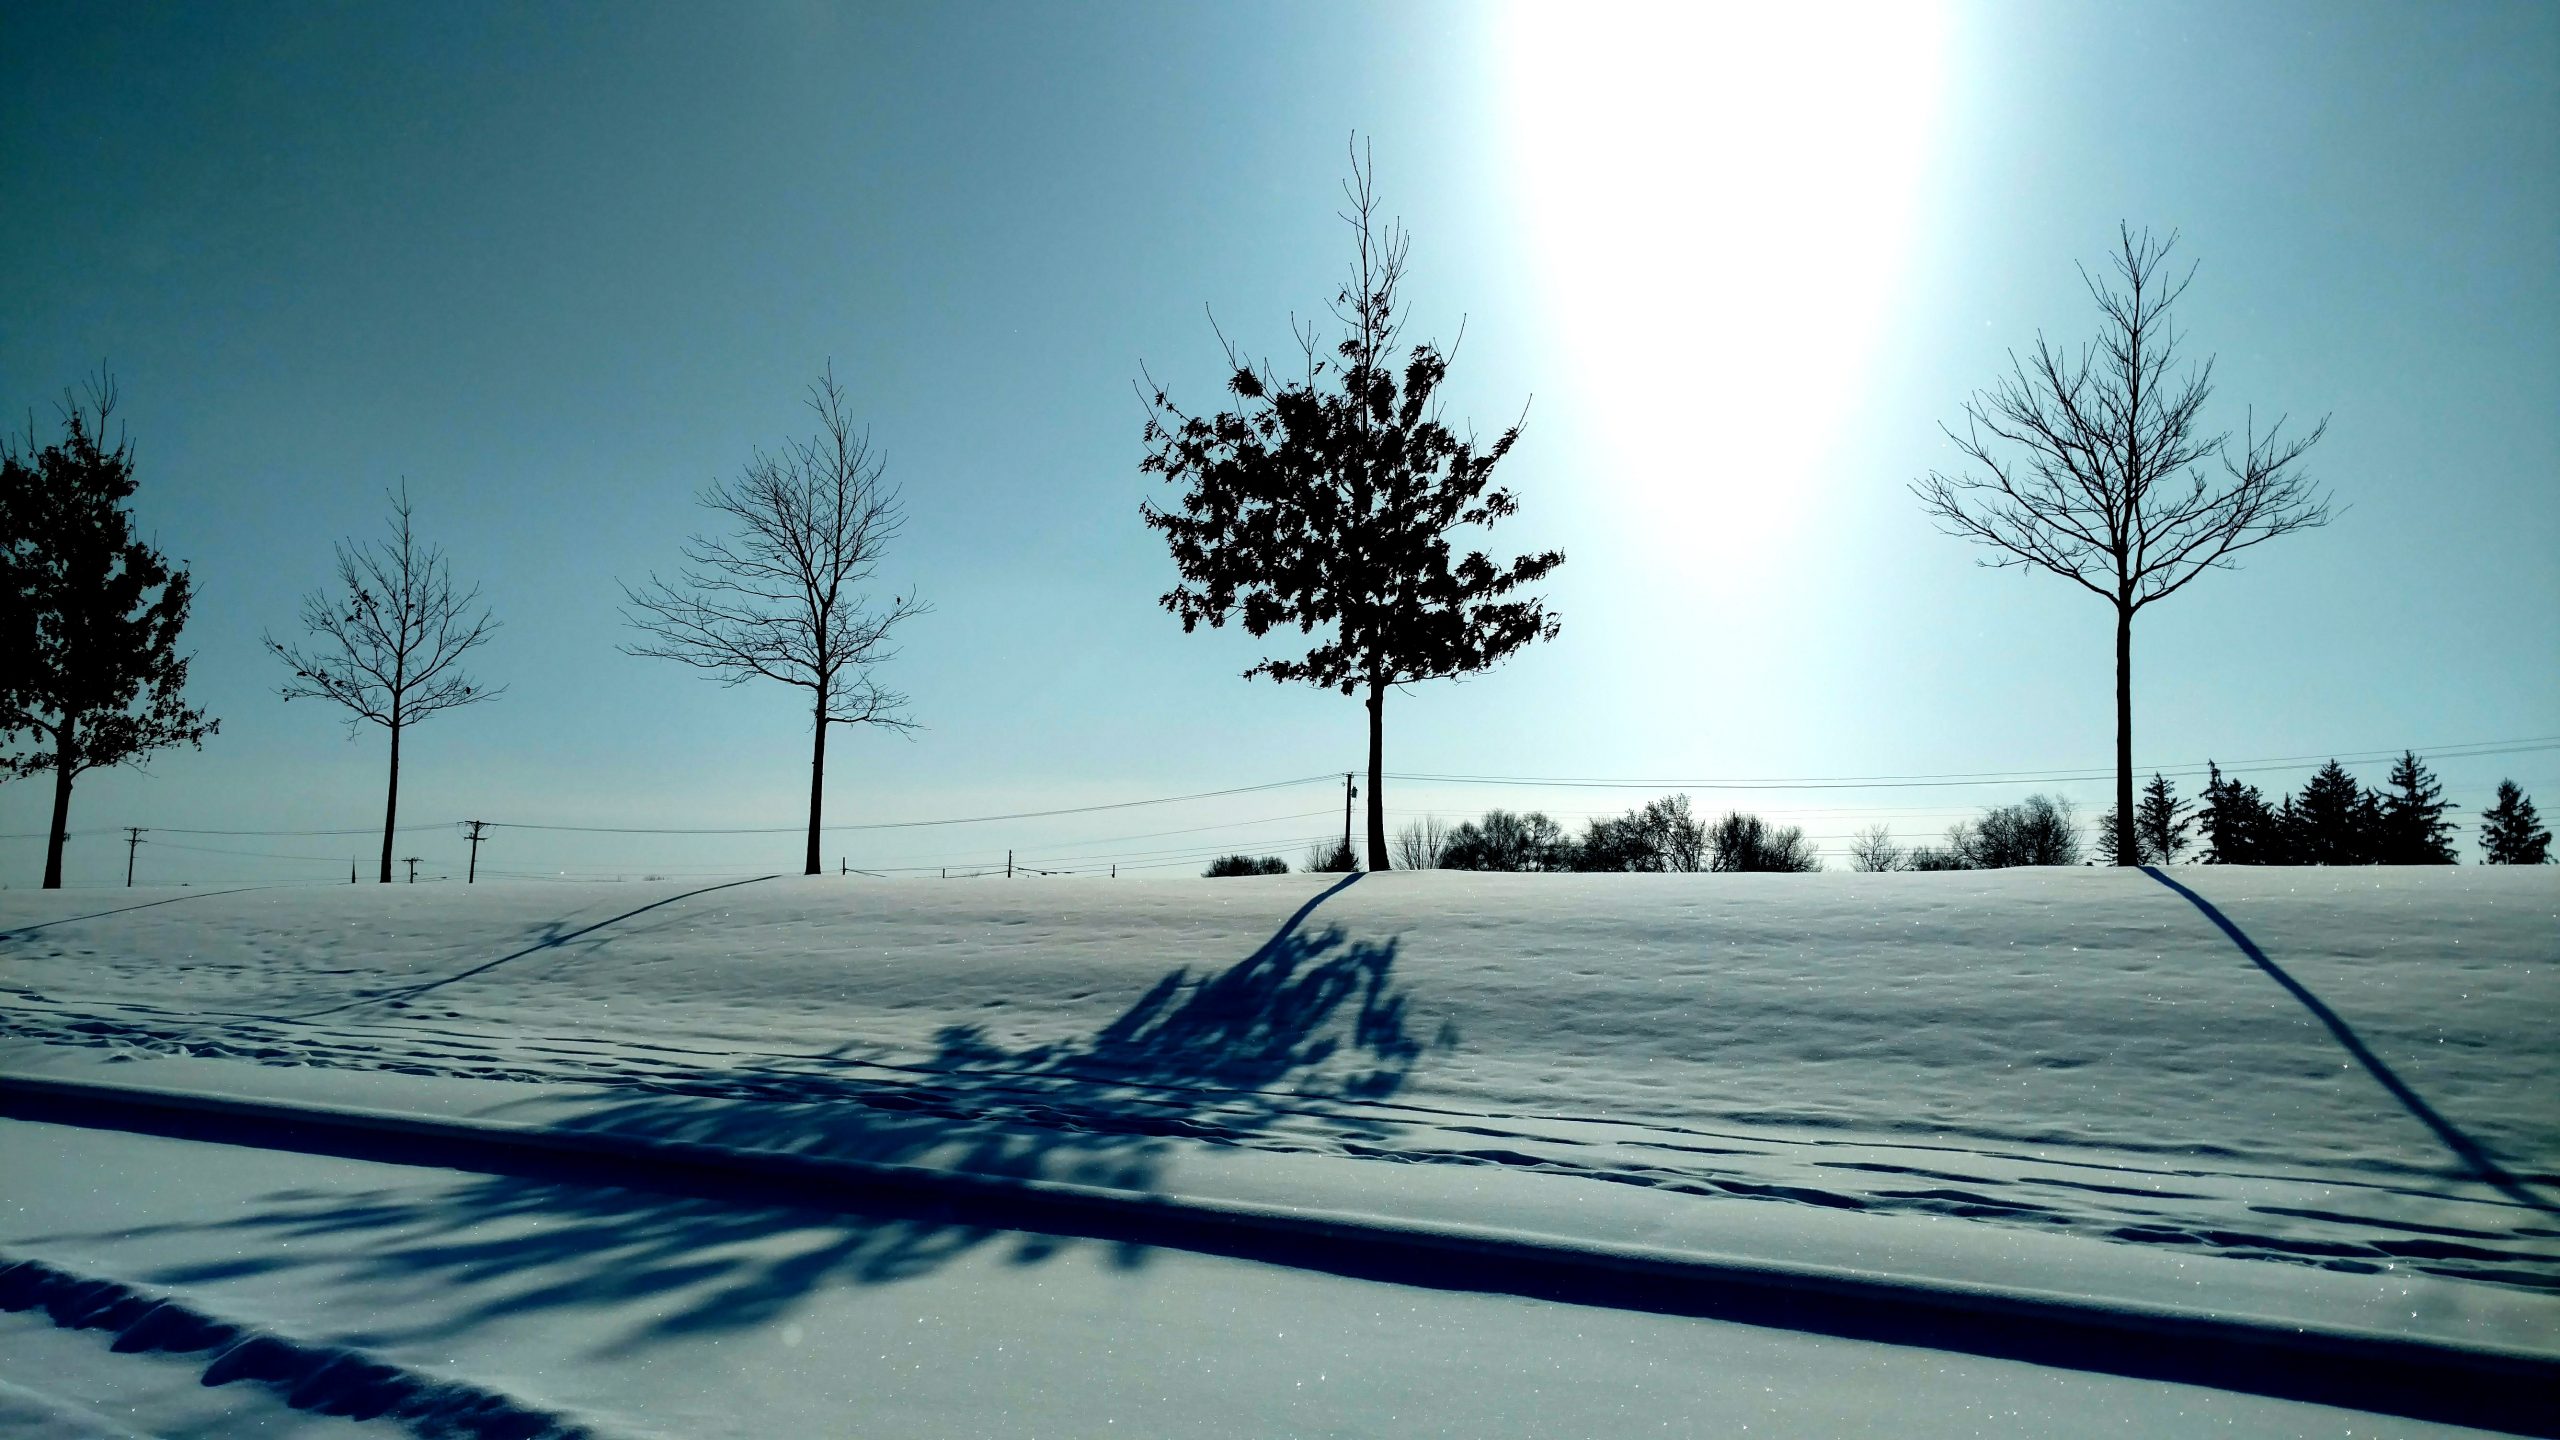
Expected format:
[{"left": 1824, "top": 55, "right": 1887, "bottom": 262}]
[{"left": 5, "top": 0, "right": 2555, "bottom": 884}]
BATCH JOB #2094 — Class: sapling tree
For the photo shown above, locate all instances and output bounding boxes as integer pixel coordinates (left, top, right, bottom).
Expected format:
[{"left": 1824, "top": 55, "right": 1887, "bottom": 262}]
[
  {"left": 1140, "top": 141, "right": 1563, "bottom": 870},
  {"left": 268, "top": 485, "right": 500, "bottom": 883},
  {"left": 623, "top": 366, "right": 924, "bottom": 875},
  {"left": 2, "top": 374, "right": 217, "bottom": 887},
  {"left": 1916, "top": 227, "right": 2332, "bottom": 866}
]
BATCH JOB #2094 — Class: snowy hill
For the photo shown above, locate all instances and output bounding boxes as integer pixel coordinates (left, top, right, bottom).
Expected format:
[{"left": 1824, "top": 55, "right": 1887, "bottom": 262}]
[{"left": 5, "top": 865, "right": 2552, "bottom": 1300}]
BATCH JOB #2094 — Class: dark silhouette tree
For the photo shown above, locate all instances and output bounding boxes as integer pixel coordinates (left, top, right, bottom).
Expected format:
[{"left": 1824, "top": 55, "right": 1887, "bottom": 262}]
[
  {"left": 1915, "top": 226, "right": 2332, "bottom": 867},
  {"left": 1, "top": 375, "right": 217, "bottom": 888},
  {"left": 1705, "top": 811, "right": 1821, "bottom": 872},
  {"left": 1440, "top": 810, "right": 1569, "bottom": 872},
  {"left": 2478, "top": 781, "right": 2550, "bottom": 865},
  {"left": 2289, "top": 760, "right": 2380, "bottom": 866},
  {"left": 1950, "top": 794, "right": 2082, "bottom": 868},
  {"left": 623, "top": 367, "right": 924, "bottom": 876},
  {"left": 1139, "top": 141, "right": 1562, "bottom": 871},
  {"left": 1204, "top": 854, "right": 1290, "bottom": 877},
  {"left": 2137, "top": 771, "right": 2193, "bottom": 864},
  {"left": 2197, "top": 762, "right": 2279, "bottom": 864},
  {"left": 1571, "top": 794, "right": 1706, "bottom": 872},
  {"left": 1303, "top": 839, "right": 1359, "bottom": 874},
  {"left": 2100, "top": 772, "right": 2194, "bottom": 864},
  {"left": 2093, "top": 805, "right": 2131, "bottom": 865},
  {"left": 1393, "top": 815, "right": 1452, "bottom": 870},
  {"left": 2271, "top": 793, "right": 2309, "bottom": 865},
  {"left": 268, "top": 485, "right": 500, "bottom": 884},
  {"left": 2375, "top": 750, "right": 2457, "bottom": 865},
  {"left": 1848, "top": 823, "right": 1906, "bottom": 872}
]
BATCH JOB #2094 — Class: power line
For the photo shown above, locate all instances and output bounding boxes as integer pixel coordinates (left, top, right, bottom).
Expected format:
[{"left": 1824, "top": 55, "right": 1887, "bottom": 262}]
[
  {"left": 1385, "top": 735, "right": 2560, "bottom": 793},
  {"left": 483, "top": 774, "right": 1341, "bottom": 835}
]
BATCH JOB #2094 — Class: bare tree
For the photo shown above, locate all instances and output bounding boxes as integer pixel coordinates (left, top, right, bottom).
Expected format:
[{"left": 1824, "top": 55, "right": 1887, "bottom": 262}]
[
  {"left": 622, "top": 366, "right": 925, "bottom": 875},
  {"left": 1848, "top": 823, "right": 1905, "bottom": 872},
  {"left": 1914, "top": 226, "right": 2332, "bottom": 866},
  {"left": 1394, "top": 815, "right": 1452, "bottom": 870},
  {"left": 267, "top": 485, "right": 499, "bottom": 883}
]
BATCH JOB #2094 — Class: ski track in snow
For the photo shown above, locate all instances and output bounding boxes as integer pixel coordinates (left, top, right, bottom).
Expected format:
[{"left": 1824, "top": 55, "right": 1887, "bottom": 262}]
[{"left": 3, "top": 868, "right": 2555, "bottom": 1295}]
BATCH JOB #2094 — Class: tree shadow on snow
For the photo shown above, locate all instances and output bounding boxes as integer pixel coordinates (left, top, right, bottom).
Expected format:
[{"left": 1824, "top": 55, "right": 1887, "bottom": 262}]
[{"left": 34, "top": 874, "right": 1452, "bottom": 1358}]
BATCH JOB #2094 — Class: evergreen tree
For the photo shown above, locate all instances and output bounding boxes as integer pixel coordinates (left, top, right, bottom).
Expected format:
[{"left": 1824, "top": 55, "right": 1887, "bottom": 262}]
[
  {"left": 2374, "top": 750, "right": 2457, "bottom": 865},
  {"left": 2292, "top": 760, "right": 2380, "bottom": 865},
  {"left": 2135, "top": 772, "right": 2193, "bottom": 863},
  {"left": 2478, "top": 781, "right": 2551, "bottom": 865},
  {"left": 2093, "top": 805, "right": 2131, "bottom": 865},
  {"left": 0, "top": 376, "right": 217, "bottom": 887},
  {"left": 2272, "top": 792, "right": 2308, "bottom": 866},
  {"left": 2197, "top": 762, "right": 2277, "bottom": 864}
]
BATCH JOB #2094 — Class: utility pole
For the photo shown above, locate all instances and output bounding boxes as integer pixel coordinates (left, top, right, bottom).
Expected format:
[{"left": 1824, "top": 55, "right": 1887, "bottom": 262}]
[
  {"left": 1006, "top": 849, "right": 1013, "bottom": 879},
  {"left": 1342, "top": 772, "right": 1357, "bottom": 863},
  {"left": 123, "top": 827, "right": 145, "bottom": 886},
  {"left": 462, "top": 820, "right": 489, "bottom": 883},
  {"left": 350, "top": 857, "right": 358, "bottom": 884},
  {"left": 402, "top": 856, "right": 421, "bottom": 883}
]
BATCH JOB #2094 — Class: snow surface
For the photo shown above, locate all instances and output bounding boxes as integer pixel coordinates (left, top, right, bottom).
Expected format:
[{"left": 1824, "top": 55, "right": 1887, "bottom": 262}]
[
  {"left": 4, "top": 866, "right": 2552, "bottom": 1297},
  {"left": 0, "top": 1115, "right": 2521, "bottom": 1439}
]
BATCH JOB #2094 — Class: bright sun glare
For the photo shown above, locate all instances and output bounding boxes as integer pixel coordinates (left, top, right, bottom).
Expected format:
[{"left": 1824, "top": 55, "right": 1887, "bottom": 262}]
[{"left": 1501, "top": 2, "right": 1949, "bottom": 575}]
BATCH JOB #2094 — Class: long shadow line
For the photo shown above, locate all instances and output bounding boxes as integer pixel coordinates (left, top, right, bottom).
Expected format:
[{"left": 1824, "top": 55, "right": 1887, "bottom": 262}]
[
  {"left": 0, "top": 886, "right": 283, "bottom": 943},
  {"left": 1262, "top": 870, "right": 1363, "bottom": 947},
  {"left": 2142, "top": 866, "right": 2554, "bottom": 1213},
  {"left": 289, "top": 875, "right": 778, "bottom": 1022}
]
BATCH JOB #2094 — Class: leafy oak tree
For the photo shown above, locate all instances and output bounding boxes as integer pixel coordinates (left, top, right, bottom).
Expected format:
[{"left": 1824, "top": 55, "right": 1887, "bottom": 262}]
[
  {"left": 2, "top": 375, "right": 218, "bottom": 887},
  {"left": 1140, "top": 142, "right": 1563, "bottom": 870}
]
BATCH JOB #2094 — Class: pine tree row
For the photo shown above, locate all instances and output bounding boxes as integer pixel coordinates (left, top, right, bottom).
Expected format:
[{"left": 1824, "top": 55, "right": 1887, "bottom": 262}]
[{"left": 2095, "top": 752, "right": 2549, "bottom": 866}]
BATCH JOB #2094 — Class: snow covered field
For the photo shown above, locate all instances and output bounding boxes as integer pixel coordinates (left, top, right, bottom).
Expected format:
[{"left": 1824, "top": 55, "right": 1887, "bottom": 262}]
[
  {"left": 5, "top": 867, "right": 2552, "bottom": 1287},
  {"left": 2, "top": 866, "right": 2555, "bottom": 1434}
]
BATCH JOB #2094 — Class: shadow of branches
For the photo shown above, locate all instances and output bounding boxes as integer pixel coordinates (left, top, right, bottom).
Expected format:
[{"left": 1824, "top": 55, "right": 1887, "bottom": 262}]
[{"left": 56, "top": 875, "right": 1447, "bottom": 1358}]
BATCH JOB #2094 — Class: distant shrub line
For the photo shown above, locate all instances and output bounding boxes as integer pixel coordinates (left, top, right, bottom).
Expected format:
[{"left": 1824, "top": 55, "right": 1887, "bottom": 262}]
[{"left": 1209, "top": 752, "right": 2548, "bottom": 876}]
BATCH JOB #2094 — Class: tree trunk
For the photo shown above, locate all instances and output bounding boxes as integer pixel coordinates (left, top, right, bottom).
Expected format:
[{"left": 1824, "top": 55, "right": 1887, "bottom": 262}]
[
  {"left": 42, "top": 722, "right": 75, "bottom": 889},
  {"left": 2113, "top": 604, "right": 2138, "bottom": 867},
  {"left": 1364, "top": 679, "right": 1389, "bottom": 871},
  {"left": 805, "top": 702, "right": 828, "bottom": 877},
  {"left": 380, "top": 719, "right": 401, "bottom": 883}
]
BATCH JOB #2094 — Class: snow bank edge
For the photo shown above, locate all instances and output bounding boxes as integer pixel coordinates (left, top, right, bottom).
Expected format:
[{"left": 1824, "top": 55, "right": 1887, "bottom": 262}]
[
  {"left": 3, "top": 1070, "right": 2554, "bottom": 1437},
  {"left": 0, "top": 1251, "right": 604, "bottom": 1440}
]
